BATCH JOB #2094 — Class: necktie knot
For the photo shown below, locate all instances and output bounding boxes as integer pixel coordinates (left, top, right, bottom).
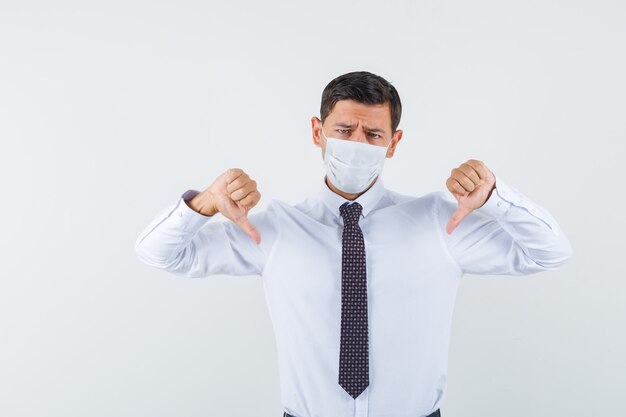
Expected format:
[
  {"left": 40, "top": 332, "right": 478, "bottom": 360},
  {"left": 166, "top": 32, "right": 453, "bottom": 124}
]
[{"left": 339, "top": 201, "right": 363, "bottom": 226}]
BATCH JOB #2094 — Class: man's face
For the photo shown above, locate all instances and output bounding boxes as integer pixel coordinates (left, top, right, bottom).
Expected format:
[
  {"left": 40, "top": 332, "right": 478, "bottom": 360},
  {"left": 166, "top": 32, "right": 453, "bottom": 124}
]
[{"left": 311, "top": 99, "right": 403, "bottom": 159}]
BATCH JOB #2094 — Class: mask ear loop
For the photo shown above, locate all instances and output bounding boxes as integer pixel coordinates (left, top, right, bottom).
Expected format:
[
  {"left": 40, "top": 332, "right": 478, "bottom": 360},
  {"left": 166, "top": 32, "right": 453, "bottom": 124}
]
[
  {"left": 385, "top": 136, "right": 393, "bottom": 152},
  {"left": 319, "top": 123, "right": 327, "bottom": 145}
]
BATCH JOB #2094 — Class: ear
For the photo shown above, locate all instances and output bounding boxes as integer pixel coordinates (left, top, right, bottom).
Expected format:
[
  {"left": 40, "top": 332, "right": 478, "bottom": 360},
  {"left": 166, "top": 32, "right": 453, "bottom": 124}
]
[
  {"left": 311, "top": 117, "right": 323, "bottom": 148},
  {"left": 386, "top": 129, "right": 403, "bottom": 157}
]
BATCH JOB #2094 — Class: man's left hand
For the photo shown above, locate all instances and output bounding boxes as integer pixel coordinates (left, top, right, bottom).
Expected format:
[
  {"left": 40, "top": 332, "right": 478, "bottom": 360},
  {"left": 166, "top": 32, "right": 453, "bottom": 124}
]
[{"left": 445, "top": 159, "right": 496, "bottom": 235}]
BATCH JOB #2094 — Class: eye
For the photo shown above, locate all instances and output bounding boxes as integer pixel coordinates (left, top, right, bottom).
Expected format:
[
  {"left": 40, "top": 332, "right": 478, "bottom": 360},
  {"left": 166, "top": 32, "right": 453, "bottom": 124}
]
[
  {"left": 369, "top": 132, "right": 382, "bottom": 139},
  {"left": 337, "top": 129, "right": 349, "bottom": 134}
]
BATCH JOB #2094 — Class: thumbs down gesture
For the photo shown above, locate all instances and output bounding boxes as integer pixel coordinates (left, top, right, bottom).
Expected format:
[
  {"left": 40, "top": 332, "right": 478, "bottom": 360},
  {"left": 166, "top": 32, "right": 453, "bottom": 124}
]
[{"left": 445, "top": 159, "right": 496, "bottom": 235}]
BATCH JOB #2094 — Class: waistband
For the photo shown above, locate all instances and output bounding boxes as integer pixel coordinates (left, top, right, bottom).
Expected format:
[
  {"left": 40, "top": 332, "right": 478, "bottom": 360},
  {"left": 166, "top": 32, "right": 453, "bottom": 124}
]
[{"left": 283, "top": 408, "right": 441, "bottom": 417}]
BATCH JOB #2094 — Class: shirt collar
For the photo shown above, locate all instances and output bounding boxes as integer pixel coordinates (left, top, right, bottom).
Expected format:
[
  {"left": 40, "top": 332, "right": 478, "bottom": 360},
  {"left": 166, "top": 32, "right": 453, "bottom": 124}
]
[{"left": 317, "top": 175, "right": 386, "bottom": 219}]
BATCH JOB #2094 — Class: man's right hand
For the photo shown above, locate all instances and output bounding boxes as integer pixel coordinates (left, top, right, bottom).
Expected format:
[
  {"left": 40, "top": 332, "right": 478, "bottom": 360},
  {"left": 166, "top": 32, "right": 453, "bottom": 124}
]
[{"left": 187, "top": 168, "right": 262, "bottom": 244}]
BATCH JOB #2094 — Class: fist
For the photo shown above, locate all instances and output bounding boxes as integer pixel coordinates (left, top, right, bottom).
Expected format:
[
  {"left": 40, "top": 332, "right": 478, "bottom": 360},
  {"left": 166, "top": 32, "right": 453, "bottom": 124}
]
[
  {"left": 194, "top": 168, "right": 262, "bottom": 244},
  {"left": 445, "top": 159, "right": 496, "bottom": 235}
]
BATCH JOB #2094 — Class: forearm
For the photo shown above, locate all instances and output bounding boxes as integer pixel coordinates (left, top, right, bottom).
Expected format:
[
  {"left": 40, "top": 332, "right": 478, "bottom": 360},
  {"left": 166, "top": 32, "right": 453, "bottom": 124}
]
[
  {"left": 135, "top": 190, "right": 213, "bottom": 268},
  {"left": 439, "top": 177, "right": 573, "bottom": 275},
  {"left": 476, "top": 180, "right": 573, "bottom": 270}
]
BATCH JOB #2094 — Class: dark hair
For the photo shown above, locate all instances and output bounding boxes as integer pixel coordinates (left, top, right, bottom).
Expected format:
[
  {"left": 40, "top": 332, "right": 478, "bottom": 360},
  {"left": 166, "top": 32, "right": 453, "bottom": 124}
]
[{"left": 320, "top": 71, "right": 402, "bottom": 134}]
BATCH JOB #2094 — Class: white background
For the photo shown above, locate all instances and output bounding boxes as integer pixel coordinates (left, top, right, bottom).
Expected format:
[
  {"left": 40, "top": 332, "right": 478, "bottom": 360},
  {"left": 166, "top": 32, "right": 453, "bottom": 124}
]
[{"left": 1, "top": 1, "right": 624, "bottom": 416}]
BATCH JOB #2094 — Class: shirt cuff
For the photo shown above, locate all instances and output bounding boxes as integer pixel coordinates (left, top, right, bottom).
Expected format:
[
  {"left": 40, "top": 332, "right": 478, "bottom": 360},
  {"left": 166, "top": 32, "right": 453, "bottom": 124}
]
[
  {"left": 169, "top": 189, "right": 214, "bottom": 231},
  {"left": 476, "top": 175, "right": 560, "bottom": 232},
  {"left": 475, "top": 176, "right": 514, "bottom": 219}
]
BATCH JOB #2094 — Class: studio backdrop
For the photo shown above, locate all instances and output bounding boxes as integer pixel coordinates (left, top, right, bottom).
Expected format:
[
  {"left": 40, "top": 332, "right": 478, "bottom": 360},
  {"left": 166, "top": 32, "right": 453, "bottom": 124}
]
[{"left": 0, "top": 1, "right": 624, "bottom": 416}]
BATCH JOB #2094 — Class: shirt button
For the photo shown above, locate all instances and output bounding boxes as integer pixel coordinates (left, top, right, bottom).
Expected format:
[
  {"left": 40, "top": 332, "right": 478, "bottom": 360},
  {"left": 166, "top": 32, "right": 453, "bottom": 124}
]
[
  {"left": 497, "top": 201, "right": 502, "bottom": 207},
  {"left": 178, "top": 211, "right": 183, "bottom": 217}
]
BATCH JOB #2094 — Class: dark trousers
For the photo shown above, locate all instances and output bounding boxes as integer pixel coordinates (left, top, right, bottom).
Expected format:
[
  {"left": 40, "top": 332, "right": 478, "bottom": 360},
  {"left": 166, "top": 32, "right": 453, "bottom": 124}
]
[{"left": 283, "top": 408, "right": 440, "bottom": 417}]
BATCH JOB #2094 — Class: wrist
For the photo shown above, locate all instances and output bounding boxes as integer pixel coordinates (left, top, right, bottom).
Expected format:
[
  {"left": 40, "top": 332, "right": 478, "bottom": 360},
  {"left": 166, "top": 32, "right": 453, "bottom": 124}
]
[{"left": 187, "top": 191, "right": 219, "bottom": 216}]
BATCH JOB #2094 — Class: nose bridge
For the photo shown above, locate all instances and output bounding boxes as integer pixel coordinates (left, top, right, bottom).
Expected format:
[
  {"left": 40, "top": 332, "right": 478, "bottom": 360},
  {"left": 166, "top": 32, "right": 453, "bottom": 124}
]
[{"left": 353, "top": 123, "right": 368, "bottom": 143}]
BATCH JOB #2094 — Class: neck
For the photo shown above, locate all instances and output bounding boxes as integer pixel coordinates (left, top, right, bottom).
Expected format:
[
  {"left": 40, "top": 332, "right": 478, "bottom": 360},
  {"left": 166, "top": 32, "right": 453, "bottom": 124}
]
[{"left": 325, "top": 176, "right": 377, "bottom": 201}]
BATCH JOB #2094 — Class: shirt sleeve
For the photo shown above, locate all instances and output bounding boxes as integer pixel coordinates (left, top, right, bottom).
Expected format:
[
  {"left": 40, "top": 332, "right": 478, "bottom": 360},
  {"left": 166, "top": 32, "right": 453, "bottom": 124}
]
[
  {"left": 134, "top": 189, "right": 277, "bottom": 278},
  {"left": 434, "top": 175, "right": 573, "bottom": 276}
]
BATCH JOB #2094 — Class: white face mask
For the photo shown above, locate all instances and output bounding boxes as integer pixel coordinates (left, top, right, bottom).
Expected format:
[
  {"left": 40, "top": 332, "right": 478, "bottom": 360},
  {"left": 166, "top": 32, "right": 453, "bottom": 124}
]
[{"left": 320, "top": 124, "right": 392, "bottom": 194}]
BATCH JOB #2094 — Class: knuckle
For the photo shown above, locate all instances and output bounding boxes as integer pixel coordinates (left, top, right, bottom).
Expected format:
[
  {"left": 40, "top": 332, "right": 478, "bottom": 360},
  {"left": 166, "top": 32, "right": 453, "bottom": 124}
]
[{"left": 228, "top": 168, "right": 243, "bottom": 180}]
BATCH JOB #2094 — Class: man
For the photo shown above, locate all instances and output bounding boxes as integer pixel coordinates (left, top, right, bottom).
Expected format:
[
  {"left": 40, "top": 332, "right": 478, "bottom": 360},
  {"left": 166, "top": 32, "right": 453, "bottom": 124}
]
[{"left": 135, "top": 71, "right": 572, "bottom": 417}]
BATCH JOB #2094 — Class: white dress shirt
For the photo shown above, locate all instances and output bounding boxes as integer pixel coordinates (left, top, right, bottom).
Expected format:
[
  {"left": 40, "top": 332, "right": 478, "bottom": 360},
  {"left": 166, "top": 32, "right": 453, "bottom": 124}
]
[{"left": 135, "top": 174, "right": 572, "bottom": 417}]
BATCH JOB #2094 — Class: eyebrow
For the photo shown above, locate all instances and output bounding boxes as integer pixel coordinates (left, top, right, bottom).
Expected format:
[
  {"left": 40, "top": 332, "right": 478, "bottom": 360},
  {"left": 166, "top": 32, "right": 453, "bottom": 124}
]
[{"left": 333, "top": 123, "right": 386, "bottom": 133}]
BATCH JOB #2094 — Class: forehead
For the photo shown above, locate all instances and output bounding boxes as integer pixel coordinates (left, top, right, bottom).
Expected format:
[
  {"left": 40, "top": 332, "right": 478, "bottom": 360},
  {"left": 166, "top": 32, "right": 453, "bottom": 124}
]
[{"left": 327, "top": 99, "right": 392, "bottom": 129}]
